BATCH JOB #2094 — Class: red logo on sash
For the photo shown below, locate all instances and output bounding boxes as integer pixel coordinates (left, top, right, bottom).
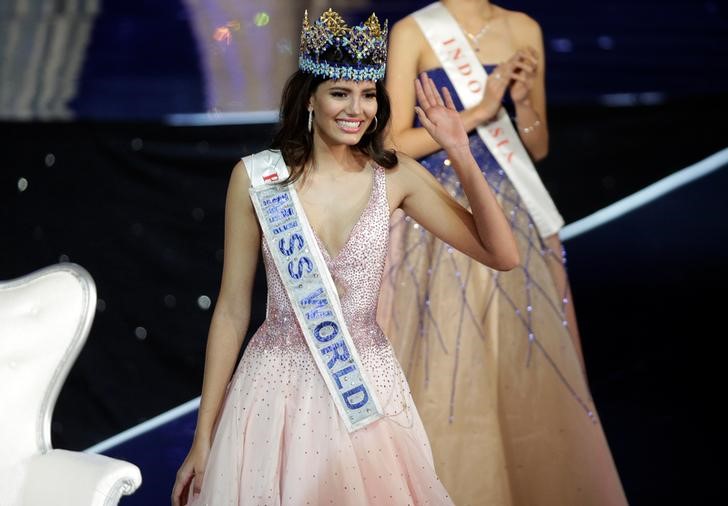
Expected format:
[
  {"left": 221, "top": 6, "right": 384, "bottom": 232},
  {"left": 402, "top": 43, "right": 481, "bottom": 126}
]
[
  {"left": 489, "top": 127, "right": 516, "bottom": 166},
  {"left": 262, "top": 171, "right": 279, "bottom": 183},
  {"left": 440, "top": 35, "right": 516, "bottom": 166},
  {"left": 442, "top": 37, "right": 483, "bottom": 94}
]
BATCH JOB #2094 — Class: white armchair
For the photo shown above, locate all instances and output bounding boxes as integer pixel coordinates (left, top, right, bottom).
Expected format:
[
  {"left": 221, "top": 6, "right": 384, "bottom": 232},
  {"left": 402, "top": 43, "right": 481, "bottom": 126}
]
[{"left": 0, "top": 263, "right": 142, "bottom": 506}]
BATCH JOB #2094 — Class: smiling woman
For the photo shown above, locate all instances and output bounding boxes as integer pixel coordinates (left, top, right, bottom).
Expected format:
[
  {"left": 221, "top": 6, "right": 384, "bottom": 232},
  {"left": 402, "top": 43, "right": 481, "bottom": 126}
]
[
  {"left": 270, "top": 64, "right": 397, "bottom": 187},
  {"left": 171, "top": 8, "right": 518, "bottom": 506},
  {"left": 313, "top": 81, "right": 377, "bottom": 136}
]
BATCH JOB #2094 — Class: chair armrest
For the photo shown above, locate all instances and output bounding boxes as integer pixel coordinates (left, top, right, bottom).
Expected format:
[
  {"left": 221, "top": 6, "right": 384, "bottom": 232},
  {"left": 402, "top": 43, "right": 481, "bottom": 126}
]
[{"left": 22, "top": 449, "right": 142, "bottom": 506}]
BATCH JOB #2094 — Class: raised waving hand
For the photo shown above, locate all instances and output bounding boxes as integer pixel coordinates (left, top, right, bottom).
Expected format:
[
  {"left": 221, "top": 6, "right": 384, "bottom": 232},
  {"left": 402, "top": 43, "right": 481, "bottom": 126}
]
[{"left": 413, "top": 72, "right": 469, "bottom": 152}]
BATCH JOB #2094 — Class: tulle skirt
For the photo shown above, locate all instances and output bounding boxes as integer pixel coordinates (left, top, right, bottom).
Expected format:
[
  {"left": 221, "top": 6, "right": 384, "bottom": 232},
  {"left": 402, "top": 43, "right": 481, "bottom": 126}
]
[
  {"left": 189, "top": 332, "right": 453, "bottom": 506},
  {"left": 377, "top": 136, "right": 628, "bottom": 506}
]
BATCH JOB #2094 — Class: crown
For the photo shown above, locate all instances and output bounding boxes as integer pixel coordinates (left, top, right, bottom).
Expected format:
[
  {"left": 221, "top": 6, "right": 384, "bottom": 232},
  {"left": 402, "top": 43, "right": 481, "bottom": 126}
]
[{"left": 298, "top": 8, "right": 388, "bottom": 82}]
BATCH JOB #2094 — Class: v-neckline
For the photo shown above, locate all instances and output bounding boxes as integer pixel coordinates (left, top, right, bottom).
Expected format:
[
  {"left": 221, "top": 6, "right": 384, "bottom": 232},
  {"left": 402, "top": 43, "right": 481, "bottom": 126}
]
[{"left": 302, "top": 163, "right": 376, "bottom": 263}]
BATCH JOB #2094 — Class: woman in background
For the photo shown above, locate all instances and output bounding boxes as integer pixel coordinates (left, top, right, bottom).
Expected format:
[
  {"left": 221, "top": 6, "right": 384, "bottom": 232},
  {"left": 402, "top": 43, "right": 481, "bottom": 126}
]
[{"left": 379, "top": 1, "right": 627, "bottom": 504}]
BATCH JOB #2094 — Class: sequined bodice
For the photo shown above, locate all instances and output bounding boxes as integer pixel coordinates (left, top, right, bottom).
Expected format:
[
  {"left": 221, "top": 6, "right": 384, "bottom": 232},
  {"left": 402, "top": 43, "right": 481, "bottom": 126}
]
[{"left": 254, "top": 165, "right": 389, "bottom": 351}]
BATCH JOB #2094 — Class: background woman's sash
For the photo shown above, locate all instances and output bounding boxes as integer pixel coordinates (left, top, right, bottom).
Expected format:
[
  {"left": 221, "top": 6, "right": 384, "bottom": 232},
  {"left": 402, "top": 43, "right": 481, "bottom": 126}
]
[{"left": 413, "top": 2, "right": 564, "bottom": 237}]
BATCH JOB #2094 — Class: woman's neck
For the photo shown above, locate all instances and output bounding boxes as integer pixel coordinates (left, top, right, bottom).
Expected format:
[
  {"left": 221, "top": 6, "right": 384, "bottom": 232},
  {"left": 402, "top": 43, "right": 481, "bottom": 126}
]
[
  {"left": 442, "top": 0, "right": 494, "bottom": 19},
  {"left": 310, "top": 135, "right": 364, "bottom": 175}
]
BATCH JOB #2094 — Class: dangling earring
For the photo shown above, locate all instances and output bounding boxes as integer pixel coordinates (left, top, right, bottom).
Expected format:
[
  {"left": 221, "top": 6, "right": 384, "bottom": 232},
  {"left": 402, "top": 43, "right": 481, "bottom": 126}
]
[
  {"left": 366, "top": 115, "right": 378, "bottom": 133},
  {"left": 308, "top": 109, "right": 313, "bottom": 133}
]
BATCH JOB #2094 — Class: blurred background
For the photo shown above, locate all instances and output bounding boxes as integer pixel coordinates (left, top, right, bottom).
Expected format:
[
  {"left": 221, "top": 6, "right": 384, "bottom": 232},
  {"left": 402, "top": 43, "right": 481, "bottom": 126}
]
[{"left": 1, "top": 0, "right": 727, "bottom": 504}]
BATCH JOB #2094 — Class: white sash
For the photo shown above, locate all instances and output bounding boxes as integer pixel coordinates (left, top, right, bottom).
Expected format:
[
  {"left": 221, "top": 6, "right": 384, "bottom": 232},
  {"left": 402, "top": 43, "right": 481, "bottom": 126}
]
[
  {"left": 243, "top": 150, "right": 384, "bottom": 432},
  {"left": 413, "top": 2, "right": 564, "bottom": 238}
]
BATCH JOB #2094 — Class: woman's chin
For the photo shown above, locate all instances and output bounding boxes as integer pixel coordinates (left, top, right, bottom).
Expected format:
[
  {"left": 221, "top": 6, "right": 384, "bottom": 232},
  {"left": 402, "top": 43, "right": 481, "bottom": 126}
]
[{"left": 318, "top": 130, "right": 366, "bottom": 147}]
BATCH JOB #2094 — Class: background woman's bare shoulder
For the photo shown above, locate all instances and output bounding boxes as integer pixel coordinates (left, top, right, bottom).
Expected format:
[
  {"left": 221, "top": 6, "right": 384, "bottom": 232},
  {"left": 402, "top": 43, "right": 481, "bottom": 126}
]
[
  {"left": 499, "top": 8, "right": 543, "bottom": 44},
  {"left": 390, "top": 15, "right": 422, "bottom": 37},
  {"left": 389, "top": 15, "right": 427, "bottom": 51}
]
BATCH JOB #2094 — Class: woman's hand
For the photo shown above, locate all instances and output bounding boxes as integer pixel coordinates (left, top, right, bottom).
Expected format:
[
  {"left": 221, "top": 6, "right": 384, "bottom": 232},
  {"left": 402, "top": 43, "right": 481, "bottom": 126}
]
[
  {"left": 171, "top": 439, "right": 211, "bottom": 506},
  {"left": 475, "top": 59, "right": 513, "bottom": 122},
  {"left": 471, "top": 47, "right": 537, "bottom": 123},
  {"left": 414, "top": 72, "right": 469, "bottom": 152},
  {"left": 508, "top": 46, "right": 539, "bottom": 105}
]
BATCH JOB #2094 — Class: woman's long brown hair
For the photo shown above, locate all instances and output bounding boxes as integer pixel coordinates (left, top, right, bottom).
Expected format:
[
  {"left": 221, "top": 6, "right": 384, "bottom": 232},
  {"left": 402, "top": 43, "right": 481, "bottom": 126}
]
[{"left": 270, "top": 70, "right": 398, "bottom": 185}]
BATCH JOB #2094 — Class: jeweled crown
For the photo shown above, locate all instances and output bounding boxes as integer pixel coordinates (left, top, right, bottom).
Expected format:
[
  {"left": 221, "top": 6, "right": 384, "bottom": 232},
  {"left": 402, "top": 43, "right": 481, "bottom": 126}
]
[{"left": 298, "top": 8, "right": 388, "bottom": 82}]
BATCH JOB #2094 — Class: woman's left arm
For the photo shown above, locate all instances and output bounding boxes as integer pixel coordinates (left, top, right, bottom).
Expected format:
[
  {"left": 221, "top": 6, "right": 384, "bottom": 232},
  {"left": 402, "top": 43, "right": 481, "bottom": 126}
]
[
  {"left": 392, "top": 74, "right": 519, "bottom": 271},
  {"left": 509, "top": 14, "right": 549, "bottom": 161}
]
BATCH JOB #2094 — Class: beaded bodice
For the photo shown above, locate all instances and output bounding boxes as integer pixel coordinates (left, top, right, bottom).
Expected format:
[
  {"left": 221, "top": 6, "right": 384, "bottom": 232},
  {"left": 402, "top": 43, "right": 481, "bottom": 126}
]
[{"left": 254, "top": 165, "right": 389, "bottom": 351}]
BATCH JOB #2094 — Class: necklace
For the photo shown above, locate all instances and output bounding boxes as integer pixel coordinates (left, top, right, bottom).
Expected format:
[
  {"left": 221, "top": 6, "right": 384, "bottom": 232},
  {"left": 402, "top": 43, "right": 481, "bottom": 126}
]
[
  {"left": 459, "top": 5, "right": 495, "bottom": 52},
  {"left": 465, "top": 23, "right": 490, "bottom": 47}
]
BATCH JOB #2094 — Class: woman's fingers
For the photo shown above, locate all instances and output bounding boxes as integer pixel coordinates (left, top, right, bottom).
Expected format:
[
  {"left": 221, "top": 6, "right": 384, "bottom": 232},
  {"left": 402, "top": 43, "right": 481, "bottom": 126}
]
[
  {"left": 510, "top": 73, "right": 530, "bottom": 84},
  {"left": 442, "top": 86, "right": 456, "bottom": 110},
  {"left": 420, "top": 72, "right": 435, "bottom": 104},
  {"left": 508, "top": 49, "right": 526, "bottom": 65},
  {"left": 428, "top": 77, "right": 445, "bottom": 106},
  {"left": 416, "top": 73, "right": 450, "bottom": 112},
  {"left": 512, "top": 60, "right": 536, "bottom": 76},
  {"left": 419, "top": 72, "right": 437, "bottom": 106},
  {"left": 498, "top": 59, "right": 514, "bottom": 74},
  {"left": 193, "top": 471, "right": 204, "bottom": 495},
  {"left": 512, "top": 46, "right": 538, "bottom": 67},
  {"left": 414, "top": 76, "right": 428, "bottom": 108},
  {"left": 171, "top": 470, "right": 191, "bottom": 506},
  {"left": 414, "top": 106, "right": 435, "bottom": 131},
  {"left": 509, "top": 47, "right": 538, "bottom": 68}
]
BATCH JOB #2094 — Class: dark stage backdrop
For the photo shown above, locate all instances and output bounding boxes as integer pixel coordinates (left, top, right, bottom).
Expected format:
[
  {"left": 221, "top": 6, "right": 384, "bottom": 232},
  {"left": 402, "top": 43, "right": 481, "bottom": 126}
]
[
  {"left": 1, "top": 93, "right": 725, "bottom": 452},
  {"left": 2, "top": 121, "right": 273, "bottom": 449}
]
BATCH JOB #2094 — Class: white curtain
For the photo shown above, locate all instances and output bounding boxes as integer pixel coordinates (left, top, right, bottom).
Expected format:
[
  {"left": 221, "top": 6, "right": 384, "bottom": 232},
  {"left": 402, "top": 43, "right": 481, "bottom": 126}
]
[{"left": 0, "top": 0, "right": 100, "bottom": 119}]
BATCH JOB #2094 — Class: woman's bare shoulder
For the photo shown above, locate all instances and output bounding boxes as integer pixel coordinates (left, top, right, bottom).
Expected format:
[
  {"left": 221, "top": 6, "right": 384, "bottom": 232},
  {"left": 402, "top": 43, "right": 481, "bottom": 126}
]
[
  {"left": 385, "top": 151, "right": 430, "bottom": 184},
  {"left": 391, "top": 14, "right": 422, "bottom": 35},
  {"left": 231, "top": 159, "right": 250, "bottom": 182},
  {"left": 499, "top": 7, "right": 542, "bottom": 38},
  {"left": 384, "top": 152, "right": 429, "bottom": 206},
  {"left": 394, "top": 151, "right": 420, "bottom": 171},
  {"left": 390, "top": 15, "right": 428, "bottom": 48},
  {"left": 227, "top": 159, "right": 253, "bottom": 200}
]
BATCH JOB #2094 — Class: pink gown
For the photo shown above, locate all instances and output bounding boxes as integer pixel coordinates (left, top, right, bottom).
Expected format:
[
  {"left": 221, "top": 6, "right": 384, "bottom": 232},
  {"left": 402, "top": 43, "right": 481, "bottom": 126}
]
[{"left": 190, "top": 165, "right": 452, "bottom": 505}]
